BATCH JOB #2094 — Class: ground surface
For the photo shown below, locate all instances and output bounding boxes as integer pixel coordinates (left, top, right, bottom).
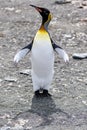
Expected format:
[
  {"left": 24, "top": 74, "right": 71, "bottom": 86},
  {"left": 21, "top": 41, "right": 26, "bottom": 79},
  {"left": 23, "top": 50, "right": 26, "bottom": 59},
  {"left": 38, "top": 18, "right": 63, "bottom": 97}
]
[{"left": 0, "top": 0, "right": 87, "bottom": 130}]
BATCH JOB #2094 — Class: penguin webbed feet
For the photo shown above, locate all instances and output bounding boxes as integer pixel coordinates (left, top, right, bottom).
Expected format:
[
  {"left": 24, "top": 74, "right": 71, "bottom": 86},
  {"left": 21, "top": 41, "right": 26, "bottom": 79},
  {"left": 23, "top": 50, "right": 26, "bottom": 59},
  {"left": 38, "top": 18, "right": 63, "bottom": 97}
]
[
  {"left": 35, "top": 90, "right": 51, "bottom": 98},
  {"left": 35, "top": 90, "right": 41, "bottom": 97},
  {"left": 43, "top": 90, "right": 51, "bottom": 97}
]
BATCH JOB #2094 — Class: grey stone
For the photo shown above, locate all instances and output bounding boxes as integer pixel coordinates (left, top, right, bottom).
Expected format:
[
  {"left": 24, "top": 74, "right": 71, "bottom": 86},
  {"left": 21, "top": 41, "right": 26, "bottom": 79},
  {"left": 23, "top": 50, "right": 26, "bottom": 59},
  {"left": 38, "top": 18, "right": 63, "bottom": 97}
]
[
  {"left": 4, "top": 76, "right": 17, "bottom": 82},
  {"left": 55, "top": 0, "right": 71, "bottom": 4},
  {"left": 20, "top": 69, "right": 31, "bottom": 75},
  {"left": 73, "top": 53, "right": 87, "bottom": 59}
]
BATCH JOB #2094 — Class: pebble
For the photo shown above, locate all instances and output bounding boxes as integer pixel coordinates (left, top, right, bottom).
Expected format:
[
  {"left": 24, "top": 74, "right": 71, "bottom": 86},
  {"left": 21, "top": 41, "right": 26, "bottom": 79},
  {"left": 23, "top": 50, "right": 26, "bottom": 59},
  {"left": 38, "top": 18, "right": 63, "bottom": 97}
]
[
  {"left": 15, "top": 9, "right": 22, "bottom": 13},
  {"left": 80, "top": 18, "right": 87, "bottom": 23},
  {"left": 82, "top": 100, "right": 87, "bottom": 105},
  {"left": 55, "top": 0, "right": 71, "bottom": 4},
  {"left": 0, "top": 79, "right": 3, "bottom": 82},
  {"left": 1, "top": 125, "right": 24, "bottom": 130},
  {"left": 1, "top": 126, "right": 10, "bottom": 130},
  {"left": 78, "top": 1, "right": 87, "bottom": 9},
  {"left": 82, "top": 1, "right": 87, "bottom": 6},
  {"left": 72, "top": 53, "right": 87, "bottom": 59},
  {"left": 64, "top": 34, "right": 72, "bottom": 39},
  {"left": 5, "top": 7, "right": 15, "bottom": 11},
  {"left": 0, "top": 32, "right": 5, "bottom": 37},
  {"left": 20, "top": 69, "right": 31, "bottom": 75},
  {"left": 12, "top": 125, "right": 24, "bottom": 130},
  {"left": 4, "top": 76, "right": 17, "bottom": 82}
]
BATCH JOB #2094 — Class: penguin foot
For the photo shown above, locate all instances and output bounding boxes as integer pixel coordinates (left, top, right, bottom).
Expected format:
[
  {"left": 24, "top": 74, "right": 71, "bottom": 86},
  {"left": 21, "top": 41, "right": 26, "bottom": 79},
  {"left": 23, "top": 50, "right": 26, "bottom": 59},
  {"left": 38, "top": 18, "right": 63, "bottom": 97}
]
[
  {"left": 35, "top": 90, "right": 41, "bottom": 97},
  {"left": 43, "top": 90, "right": 51, "bottom": 97},
  {"left": 35, "top": 90, "right": 51, "bottom": 98}
]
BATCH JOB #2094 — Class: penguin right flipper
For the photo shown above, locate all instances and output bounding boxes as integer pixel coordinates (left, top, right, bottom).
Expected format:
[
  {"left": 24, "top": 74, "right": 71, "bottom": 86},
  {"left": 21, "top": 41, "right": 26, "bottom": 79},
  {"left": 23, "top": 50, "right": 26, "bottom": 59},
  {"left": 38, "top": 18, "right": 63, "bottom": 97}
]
[
  {"left": 52, "top": 39, "right": 69, "bottom": 62},
  {"left": 14, "top": 41, "right": 33, "bottom": 63}
]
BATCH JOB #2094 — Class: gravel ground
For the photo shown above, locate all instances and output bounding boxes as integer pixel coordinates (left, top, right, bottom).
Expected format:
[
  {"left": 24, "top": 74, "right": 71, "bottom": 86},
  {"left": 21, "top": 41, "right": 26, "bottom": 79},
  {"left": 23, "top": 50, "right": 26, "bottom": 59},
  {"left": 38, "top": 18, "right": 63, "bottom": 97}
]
[{"left": 0, "top": 0, "right": 87, "bottom": 130}]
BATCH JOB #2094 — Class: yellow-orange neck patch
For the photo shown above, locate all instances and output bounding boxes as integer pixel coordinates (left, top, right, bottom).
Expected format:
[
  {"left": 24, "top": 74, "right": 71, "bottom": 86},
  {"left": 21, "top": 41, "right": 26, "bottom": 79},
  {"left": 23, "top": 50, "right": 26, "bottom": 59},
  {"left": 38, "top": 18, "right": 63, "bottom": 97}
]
[{"left": 39, "top": 25, "right": 46, "bottom": 32}]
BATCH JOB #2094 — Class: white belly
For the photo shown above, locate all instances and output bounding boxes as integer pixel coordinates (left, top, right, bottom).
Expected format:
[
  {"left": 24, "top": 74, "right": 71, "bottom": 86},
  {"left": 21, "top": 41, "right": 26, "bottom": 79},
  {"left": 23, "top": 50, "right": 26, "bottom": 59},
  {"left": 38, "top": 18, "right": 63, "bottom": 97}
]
[
  {"left": 31, "top": 31, "right": 54, "bottom": 91},
  {"left": 32, "top": 43, "right": 54, "bottom": 76}
]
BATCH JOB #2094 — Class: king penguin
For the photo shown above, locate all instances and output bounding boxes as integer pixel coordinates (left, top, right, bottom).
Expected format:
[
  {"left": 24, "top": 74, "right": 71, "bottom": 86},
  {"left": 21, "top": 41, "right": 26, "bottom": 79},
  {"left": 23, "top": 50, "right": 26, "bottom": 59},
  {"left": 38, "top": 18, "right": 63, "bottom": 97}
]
[{"left": 14, "top": 5, "right": 69, "bottom": 97}]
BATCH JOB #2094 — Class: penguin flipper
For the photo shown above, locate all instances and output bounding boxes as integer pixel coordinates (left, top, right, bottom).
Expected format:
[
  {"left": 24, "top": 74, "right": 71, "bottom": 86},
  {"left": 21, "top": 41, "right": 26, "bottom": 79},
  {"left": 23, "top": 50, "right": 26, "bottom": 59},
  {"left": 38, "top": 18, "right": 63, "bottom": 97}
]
[
  {"left": 52, "top": 40, "right": 69, "bottom": 62},
  {"left": 14, "top": 41, "right": 33, "bottom": 63}
]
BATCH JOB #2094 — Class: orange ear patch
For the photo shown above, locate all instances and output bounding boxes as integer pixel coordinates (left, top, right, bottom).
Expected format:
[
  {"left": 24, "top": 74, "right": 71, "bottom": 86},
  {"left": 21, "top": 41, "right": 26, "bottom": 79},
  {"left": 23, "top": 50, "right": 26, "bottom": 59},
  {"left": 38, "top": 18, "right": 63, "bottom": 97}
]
[{"left": 36, "top": 7, "right": 42, "bottom": 13}]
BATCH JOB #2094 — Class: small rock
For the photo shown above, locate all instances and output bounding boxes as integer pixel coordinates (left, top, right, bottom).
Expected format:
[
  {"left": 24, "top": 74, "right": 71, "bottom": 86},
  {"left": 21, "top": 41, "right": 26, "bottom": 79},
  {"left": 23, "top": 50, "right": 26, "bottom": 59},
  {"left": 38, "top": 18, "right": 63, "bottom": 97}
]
[
  {"left": 26, "top": 126, "right": 33, "bottom": 129},
  {"left": 55, "top": 0, "right": 71, "bottom": 4},
  {"left": 78, "top": 5, "right": 84, "bottom": 8},
  {"left": 78, "top": 1, "right": 87, "bottom": 9},
  {"left": 12, "top": 38, "right": 17, "bottom": 43},
  {"left": 0, "top": 79, "right": 3, "bottom": 82},
  {"left": 15, "top": 9, "right": 22, "bottom": 13},
  {"left": 1, "top": 125, "right": 11, "bottom": 130},
  {"left": 12, "top": 124, "right": 24, "bottom": 130},
  {"left": 80, "top": 18, "right": 87, "bottom": 23},
  {"left": 20, "top": 69, "right": 31, "bottom": 75},
  {"left": 82, "top": 100, "right": 87, "bottom": 105},
  {"left": 64, "top": 34, "right": 72, "bottom": 39},
  {"left": 5, "top": 7, "right": 15, "bottom": 11},
  {"left": 82, "top": 1, "right": 87, "bottom": 6},
  {"left": 73, "top": 53, "right": 87, "bottom": 59},
  {"left": 18, "top": 118, "right": 28, "bottom": 125},
  {"left": 0, "top": 32, "right": 5, "bottom": 37},
  {"left": 4, "top": 76, "right": 17, "bottom": 82}
]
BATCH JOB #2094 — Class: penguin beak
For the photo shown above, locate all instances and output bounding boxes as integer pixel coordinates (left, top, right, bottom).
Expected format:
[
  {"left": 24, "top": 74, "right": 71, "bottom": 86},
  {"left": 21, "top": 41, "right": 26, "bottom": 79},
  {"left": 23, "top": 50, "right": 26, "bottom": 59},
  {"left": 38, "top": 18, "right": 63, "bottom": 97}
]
[{"left": 30, "top": 5, "right": 42, "bottom": 13}]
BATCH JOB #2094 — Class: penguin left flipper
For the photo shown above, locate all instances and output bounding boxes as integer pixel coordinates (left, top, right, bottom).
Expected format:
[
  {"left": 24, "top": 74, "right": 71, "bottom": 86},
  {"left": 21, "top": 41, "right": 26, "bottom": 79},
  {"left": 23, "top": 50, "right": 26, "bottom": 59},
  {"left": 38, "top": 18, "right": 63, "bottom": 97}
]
[
  {"left": 52, "top": 40, "right": 69, "bottom": 62},
  {"left": 14, "top": 41, "right": 33, "bottom": 63}
]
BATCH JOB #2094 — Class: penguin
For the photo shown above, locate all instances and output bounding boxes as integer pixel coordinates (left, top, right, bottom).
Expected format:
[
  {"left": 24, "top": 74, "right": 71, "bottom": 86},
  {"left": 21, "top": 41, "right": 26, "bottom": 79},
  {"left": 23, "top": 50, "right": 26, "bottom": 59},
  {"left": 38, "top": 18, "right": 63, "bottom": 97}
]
[{"left": 14, "top": 5, "right": 69, "bottom": 97}]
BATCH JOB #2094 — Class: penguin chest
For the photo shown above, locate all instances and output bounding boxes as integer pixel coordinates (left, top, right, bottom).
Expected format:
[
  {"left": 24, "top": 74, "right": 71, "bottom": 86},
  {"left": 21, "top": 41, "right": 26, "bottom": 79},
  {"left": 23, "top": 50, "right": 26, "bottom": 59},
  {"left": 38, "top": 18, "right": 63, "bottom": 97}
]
[{"left": 31, "top": 32, "right": 54, "bottom": 77}]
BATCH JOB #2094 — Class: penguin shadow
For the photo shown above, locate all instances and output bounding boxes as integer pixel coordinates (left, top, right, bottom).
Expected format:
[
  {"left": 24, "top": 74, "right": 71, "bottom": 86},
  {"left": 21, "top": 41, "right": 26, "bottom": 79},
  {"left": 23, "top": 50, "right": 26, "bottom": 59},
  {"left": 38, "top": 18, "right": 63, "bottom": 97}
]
[
  {"left": 13, "top": 95, "right": 71, "bottom": 128},
  {"left": 29, "top": 95, "right": 56, "bottom": 126},
  {"left": 29, "top": 95, "right": 70, "bottom": 127}
]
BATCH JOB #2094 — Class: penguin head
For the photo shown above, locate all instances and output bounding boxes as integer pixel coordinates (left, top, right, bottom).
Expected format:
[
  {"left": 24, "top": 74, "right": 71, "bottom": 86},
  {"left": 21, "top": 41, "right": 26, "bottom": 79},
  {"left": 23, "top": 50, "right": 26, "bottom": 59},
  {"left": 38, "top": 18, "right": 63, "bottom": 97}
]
[{"left": 30, "top": 5, "right": 52, "bottom": 25}]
